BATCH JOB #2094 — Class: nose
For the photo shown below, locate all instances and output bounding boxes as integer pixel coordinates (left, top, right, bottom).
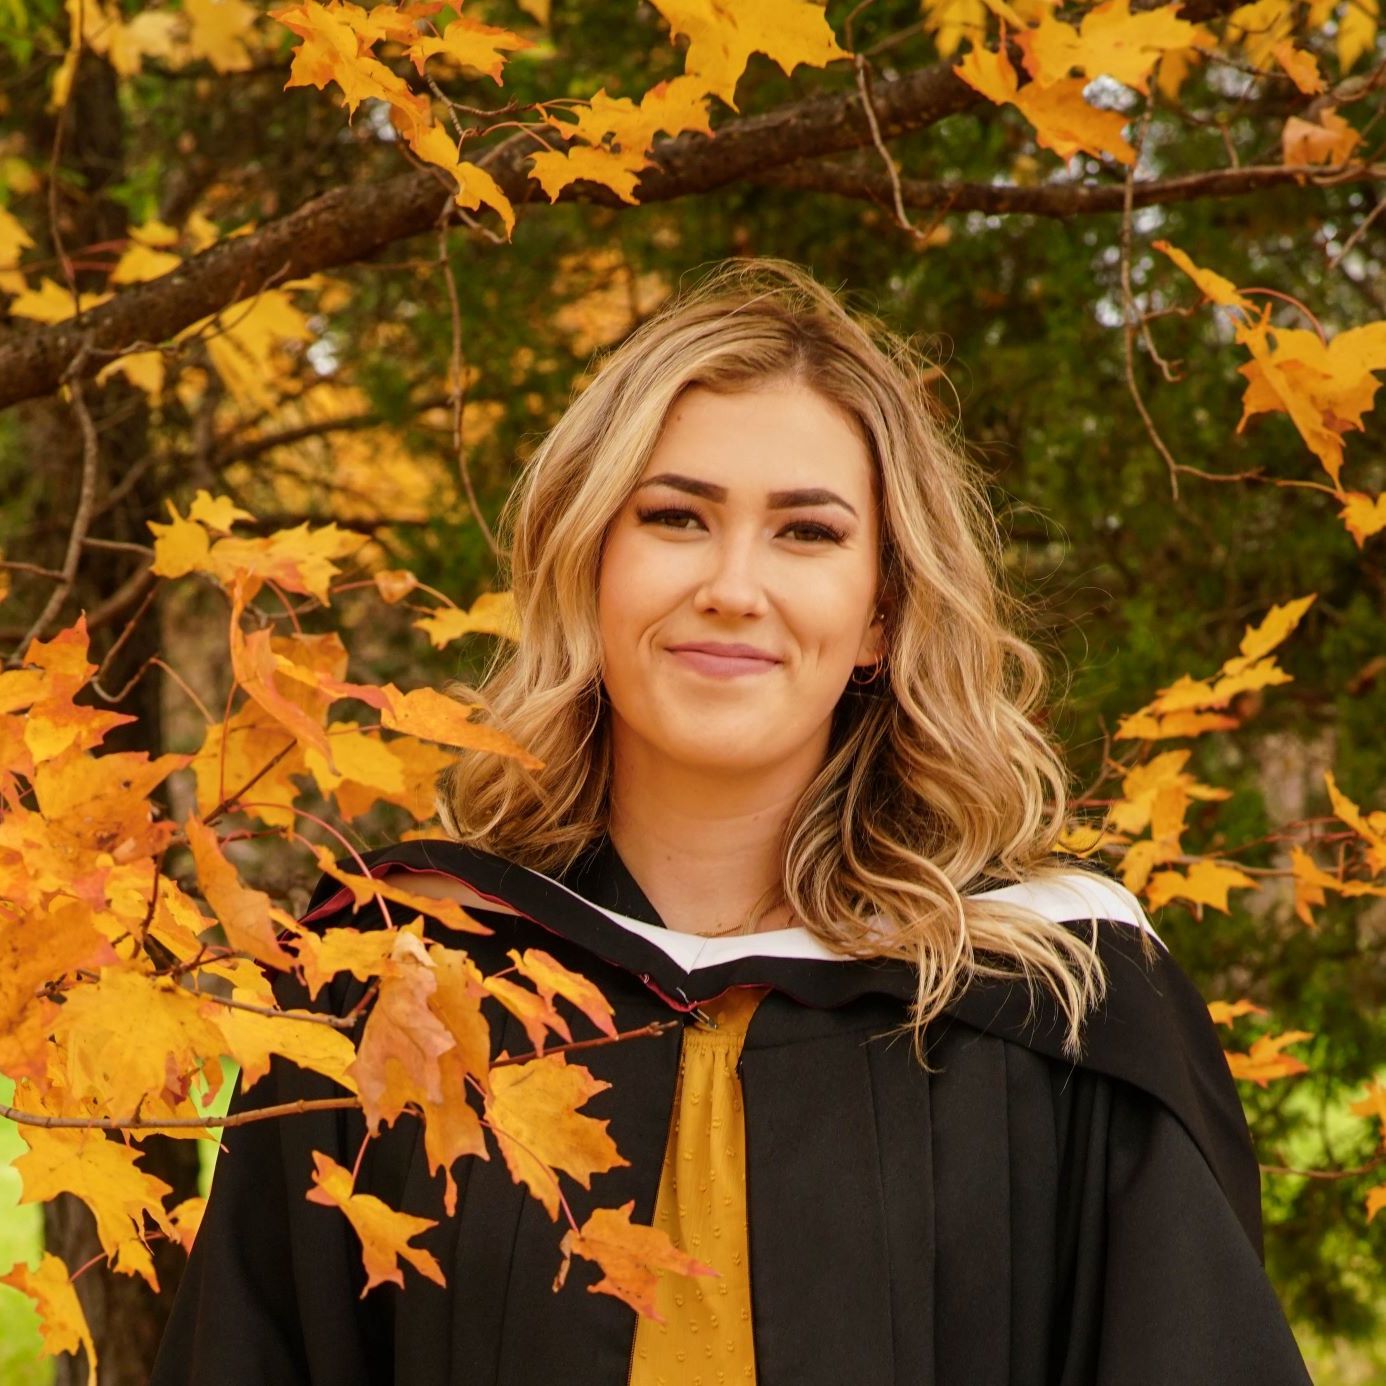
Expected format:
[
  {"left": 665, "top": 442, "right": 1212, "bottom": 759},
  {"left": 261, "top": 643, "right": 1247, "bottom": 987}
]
[{"left": 691, "top": 524, "right": 770, "bottom": 619}]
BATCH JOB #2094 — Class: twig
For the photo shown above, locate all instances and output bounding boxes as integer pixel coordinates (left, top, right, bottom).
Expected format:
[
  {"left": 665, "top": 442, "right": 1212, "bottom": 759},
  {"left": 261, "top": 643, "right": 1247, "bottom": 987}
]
[
  {"left": 1117, "top": 75, "right": 1187, "bottom": 504},
  {"left": 7, "top": 337, "right": 104, "bottom": 661},
  {"left": 0, "top": 1020, "right": 678, "bottom": 1132},
  {"left": 436, "top": 218, "right": 499, "bottom": 556}
]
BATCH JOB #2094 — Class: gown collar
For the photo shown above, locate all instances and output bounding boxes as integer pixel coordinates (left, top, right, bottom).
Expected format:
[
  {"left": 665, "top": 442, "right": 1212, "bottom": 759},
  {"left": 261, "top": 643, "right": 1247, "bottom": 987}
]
[
  {"left": 299, "top": 834, "right": 1163, "bottom": 1015},
  {"left": 297, "top": 835, "right": 1260, "bottom": 1252}
]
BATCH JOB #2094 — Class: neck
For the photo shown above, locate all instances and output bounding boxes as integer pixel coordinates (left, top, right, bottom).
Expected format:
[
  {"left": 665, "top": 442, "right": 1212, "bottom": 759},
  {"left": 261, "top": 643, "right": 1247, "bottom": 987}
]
[{"left": 606, "top": 721, "right": 828, "bottom": 937}]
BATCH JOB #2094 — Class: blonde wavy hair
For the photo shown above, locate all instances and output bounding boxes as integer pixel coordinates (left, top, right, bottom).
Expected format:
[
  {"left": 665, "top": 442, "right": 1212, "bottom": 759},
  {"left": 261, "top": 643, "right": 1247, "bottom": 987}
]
[{"left": 435, "top": 255, "right": 1156, "bottom": 1066}]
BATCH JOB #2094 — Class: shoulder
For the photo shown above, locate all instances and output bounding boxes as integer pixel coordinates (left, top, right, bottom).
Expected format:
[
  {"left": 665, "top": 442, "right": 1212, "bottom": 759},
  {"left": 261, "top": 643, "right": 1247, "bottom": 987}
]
[
  {"left": 966, "top": 860, "right": 1166, "bottom": 952},
  {"left": 951, "top": 867, "right": 1262, "bottom": 1245}
]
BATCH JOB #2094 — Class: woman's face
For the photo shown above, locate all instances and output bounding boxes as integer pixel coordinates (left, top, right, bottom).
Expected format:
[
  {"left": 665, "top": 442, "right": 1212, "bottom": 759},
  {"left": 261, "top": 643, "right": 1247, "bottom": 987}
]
[{"left": 597, "top": 379, "right": 885, "bottom": 779}]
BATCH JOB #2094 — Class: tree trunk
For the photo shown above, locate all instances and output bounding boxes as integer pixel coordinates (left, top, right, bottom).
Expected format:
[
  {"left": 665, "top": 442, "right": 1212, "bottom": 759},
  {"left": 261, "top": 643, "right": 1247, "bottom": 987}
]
[{"left": 14, "top": 45, "right": 202, "bottom": 1386}]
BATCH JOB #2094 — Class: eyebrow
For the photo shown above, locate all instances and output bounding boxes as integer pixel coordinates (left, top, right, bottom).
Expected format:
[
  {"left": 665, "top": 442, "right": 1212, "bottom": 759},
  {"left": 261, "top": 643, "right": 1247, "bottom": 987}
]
[{"left": 635, "top": 472, "right": 860, "bottom": 519}]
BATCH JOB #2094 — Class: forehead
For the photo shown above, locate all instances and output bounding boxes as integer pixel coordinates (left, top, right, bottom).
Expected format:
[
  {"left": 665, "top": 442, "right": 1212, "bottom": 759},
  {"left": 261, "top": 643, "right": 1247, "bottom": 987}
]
[{"left": 644, "top": 382, "right": 875, "bottom": 498}]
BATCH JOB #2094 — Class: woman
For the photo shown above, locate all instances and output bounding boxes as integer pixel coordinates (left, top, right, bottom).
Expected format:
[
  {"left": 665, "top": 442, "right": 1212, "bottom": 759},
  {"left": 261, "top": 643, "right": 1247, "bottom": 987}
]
[{"left": 153, "top": 258, "right": 1312, "bottom": 1384}]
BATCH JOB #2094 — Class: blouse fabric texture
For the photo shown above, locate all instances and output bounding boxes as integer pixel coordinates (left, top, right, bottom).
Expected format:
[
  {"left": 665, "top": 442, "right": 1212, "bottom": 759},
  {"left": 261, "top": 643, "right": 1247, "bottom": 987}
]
[
  {"left": 630, "top": 983, "right": 768, "bottom": 1386},
  {"left": 150, "top": 835, "right": 1316, "bottom": 1386}
]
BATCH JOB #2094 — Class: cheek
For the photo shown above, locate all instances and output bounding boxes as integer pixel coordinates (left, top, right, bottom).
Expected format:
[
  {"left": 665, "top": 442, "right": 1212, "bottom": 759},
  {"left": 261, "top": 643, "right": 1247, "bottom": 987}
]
[
  {"left": 795, "top": 569, "right": 877, "bottom": 652},
  {"left": 597, "top": 531, "right": 658, "bottom": 657}
]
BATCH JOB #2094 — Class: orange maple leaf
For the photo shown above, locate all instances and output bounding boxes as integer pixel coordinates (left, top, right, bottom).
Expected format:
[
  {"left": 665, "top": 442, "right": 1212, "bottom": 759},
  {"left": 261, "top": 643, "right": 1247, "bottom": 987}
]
[
  {"left": 305, "top": 1151, "right": 445, "bottom": 1294},
  {"left": 555, "top": 1199, "right": 719, "bottom": 1320},
  {"left": 1225, "top": 1029, "right": 1313, "bottom": 1087}
]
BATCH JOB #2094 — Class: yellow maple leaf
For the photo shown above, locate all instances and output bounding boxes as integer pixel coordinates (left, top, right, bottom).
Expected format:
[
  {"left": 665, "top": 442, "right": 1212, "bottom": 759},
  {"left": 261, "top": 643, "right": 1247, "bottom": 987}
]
[
  {"left": 1348, "top": 1078, "right": 1386, "bottom": 1147},
  {"left": 209, "top": 994, "right": 360, "bottom": 1091},
  {"left": 303, "top": 841, "right": 494, "bottom": 936},
  {"left": 528, "top": 140, "right": 655, "bottom": 206},
  {"left": 188, "top": 706, "right": 307, "bottom": 832},
  {"left": 15, "top": 1127, "right": 175, "bottom": 1289},
  {"left": 7, "top": 275, "right": 112, "bottom": 324},
  {"left": 1207, "top": 998, "right": 1268, "bottom": 1026},
  {"left": 507, "top": 947, "right": 618, "bottom": 1040},
  {"left": 1366, "top": 1183, "right": 1386, "bottom": 1222},
  {"left": 184, "top": 814, "right": 297, "bottom": 968},
  {"left": 94, "top": 348, "right": 168, "bottom": 403},
  {"left": 1145, "top": 858, "right": 1258, "bottom": 912},
  {"left": 212, "top": 523, "right": 366, "bottom": 602},
  {"left": 1018, "top": 0, "right": 1214, "bottom": 96},
  {"left": 109, "top": 241, "right": 182, "bottom": 285},
  {"left": 168, "top": 1196, "right": 207, "bottom": 1252},
  {"left": 0, "top": 894, "right": 116, "bottom": 1084},
  {"left": 347, "top": 928, "right": 458, "bottom": 1131},
  {"left": 302, "top": 721, "right": 410, "bottom": 803},
  {"left": 650, "top": 0, "right": 852, "bottom": 113},
  {"left": 925, "top": 0, "right": 989, "bottom": 60},
  {"left": 1225, "top": 0, "right": 1296, "bottom": 67},
  {"left": 54, "top": 968, "right": 228, "bottom": 1116},
  {"left": 293, "top": 922, "right": 400, "bottom": 1000},
  {"left": 0, "top": 1254, "right": 98, "bottom": 1382},
  {"left": 176, "top": 287, "right": 314, "bottom": 413},
  {"left": 1235, "top": 317, "right": 1386, "bottom": 489},
  {"left": 1323, "top": 771, "right": 1386, "bottom": 875},
  {"left": 1152, "top": 238, "right": 1253, "bottom": 312},
  {"left": 571, "top": 77, "right": 717, "bottom": 156},
  {"left": 414, "top": 590, "right": 521, "bottom": 648},
  {"left": 483, "top": 972, "right": 573, "bottom": 1056},
  {"left": 403, "top": 123, "right": 517, "bottom": 235},
  {"left": 0, "top": 204, "right": 34, "bottom": 268},
  {"left": 485, "top": 1052, "right": 629, "bottom": 1219},
  {"left": 148, "top": 498, "right": 213, "bottom": 580},
  {"left": 405, "top": 13, "right": 533, "bottom": 82},
  {"left": 306, "top": 1150, "right": 446, "bottom": 1293},
  {"left": 183, "top": 0, "right": 258, "bottom": 72},
  {"left": 955, "top": 34, "right": 1135, "bottom": 163},
  {"left": 273, "top": 0, "right": 431, "bottom": 136},
  {"left": 373, "top": 569, "right": 419, "bottom": 604},
  {"left": 189, "top": 489, "right": 256, "bottom": 532},
  {"left": 1337, "top": 0, "right": 1380, "bottom": 72},
  {"left": 1338, "top": 490, "right": 1386, "bottom": 548},
  {"left": 1270, "top": 39, "right": 1325, "bottom": 94}
]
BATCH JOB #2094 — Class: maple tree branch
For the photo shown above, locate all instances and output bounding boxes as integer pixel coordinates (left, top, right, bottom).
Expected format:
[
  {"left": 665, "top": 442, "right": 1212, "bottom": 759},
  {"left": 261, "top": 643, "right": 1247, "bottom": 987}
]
[
  {"left": 0, "top": 1020, "right": 680, "bottom": 1132},
  {"left": 746, "top": 156, "right": 1384, "bottom": 222},
  {"left": 0, "top": 0, "right": 1304, "bottom": 412},
  {"left": 209, "top": 391, "right": 455, "bottom": 468},
  {"left": 0, "top": 1096, "right": 361, "bottom": 1132},
  {"left": 0, "top": 51, "right": 1133, "bottom": 410},
  {"left": 1260, "top": 1148, "right": 1386, "bottom": 1181}
]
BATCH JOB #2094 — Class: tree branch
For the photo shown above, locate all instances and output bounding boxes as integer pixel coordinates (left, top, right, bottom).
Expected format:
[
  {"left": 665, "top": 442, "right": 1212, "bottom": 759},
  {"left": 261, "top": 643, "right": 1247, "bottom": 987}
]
[
  {"left": 748, "top": 155, "right": 1385, "bottom": 219},
  {"left": 0, "top": 58, "right": 1063, "bottom": 411}
]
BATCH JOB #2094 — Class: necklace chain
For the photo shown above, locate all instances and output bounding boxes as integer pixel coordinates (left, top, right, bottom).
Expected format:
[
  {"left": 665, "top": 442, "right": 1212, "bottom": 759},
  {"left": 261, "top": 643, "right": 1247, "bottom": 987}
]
[{"left": 693, "top": 903, "right": 798, "bottom": 938}]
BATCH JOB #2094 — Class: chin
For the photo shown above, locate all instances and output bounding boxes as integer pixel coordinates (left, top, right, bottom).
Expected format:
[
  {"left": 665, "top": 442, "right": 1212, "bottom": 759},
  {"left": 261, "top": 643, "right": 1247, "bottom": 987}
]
[{"left": 654, "top": 716, "right": 797, "bottom": 769}]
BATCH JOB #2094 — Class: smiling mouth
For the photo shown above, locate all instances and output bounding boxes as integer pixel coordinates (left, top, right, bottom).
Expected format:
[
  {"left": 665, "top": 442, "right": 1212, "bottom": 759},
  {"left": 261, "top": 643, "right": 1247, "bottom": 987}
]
[{"left": 666, "top": 648, "right": 781, "bottom": 679}]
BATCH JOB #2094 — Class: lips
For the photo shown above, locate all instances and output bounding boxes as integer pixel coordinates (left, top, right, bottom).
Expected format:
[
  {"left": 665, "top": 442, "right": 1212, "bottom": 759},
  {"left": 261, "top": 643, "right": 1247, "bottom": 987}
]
[
  {"left": 665, "top": 643, "right": 781, "bottom": 679},
  {"left": 667, "top": 643, "right": 780, "bottom": 662}
]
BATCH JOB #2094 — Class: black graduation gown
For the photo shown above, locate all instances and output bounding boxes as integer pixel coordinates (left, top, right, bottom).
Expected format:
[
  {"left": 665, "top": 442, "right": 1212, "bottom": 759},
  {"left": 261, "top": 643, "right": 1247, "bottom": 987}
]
[{"left": 151, "top": 837, "right": 1313, "bottom": 1385}]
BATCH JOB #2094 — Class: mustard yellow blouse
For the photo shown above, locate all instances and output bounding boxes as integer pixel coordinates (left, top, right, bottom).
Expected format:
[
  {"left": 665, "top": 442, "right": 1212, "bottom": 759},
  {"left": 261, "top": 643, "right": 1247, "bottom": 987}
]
[{"left": 628, "top": 985, "right": 770, "bottom": 1386}]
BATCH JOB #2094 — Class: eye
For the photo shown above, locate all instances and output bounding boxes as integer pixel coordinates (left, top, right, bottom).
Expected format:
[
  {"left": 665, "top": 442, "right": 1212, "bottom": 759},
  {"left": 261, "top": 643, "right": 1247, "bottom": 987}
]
[
  {"left": 782, "top": 520, "right": 848, "bottom": 544},
  {"left": 635, "top": 505, "right": 705, "bottom": 531},
  {"left": 635, "top": 505, "right": 847, "bottom": 545}
]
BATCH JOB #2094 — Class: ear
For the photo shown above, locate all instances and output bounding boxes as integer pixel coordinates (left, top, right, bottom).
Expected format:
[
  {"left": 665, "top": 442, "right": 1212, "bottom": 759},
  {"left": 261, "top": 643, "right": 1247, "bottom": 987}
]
[{"left": 854, "top": 600, "right": 889, "bottom": 666}]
